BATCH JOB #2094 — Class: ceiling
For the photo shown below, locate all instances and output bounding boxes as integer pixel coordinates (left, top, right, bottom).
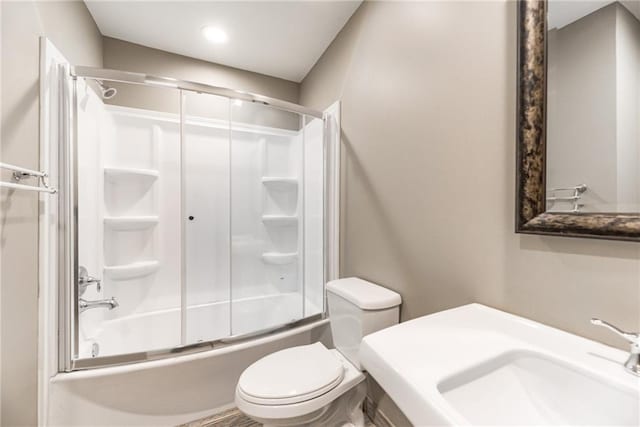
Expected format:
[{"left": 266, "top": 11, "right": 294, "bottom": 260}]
[
  {"left": 548, "top": 0, "right": 640, "bottom": 29},
  {"left": 84, "top": 1, "right": 362, "bottom": 82}
]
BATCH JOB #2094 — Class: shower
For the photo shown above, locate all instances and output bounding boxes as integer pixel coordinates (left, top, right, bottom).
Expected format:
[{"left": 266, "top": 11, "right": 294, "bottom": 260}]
[{"left": 52, "top": 66, "right": 337, "bottom": 370}]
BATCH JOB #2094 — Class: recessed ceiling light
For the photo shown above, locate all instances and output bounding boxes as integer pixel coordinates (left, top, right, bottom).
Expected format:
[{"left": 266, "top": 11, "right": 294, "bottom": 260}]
[{"left": 202, "top": 26, "right": 228, "bottom": 44}]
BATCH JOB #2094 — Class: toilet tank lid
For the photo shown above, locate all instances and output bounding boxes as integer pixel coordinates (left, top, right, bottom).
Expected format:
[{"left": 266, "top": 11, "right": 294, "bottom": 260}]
[{"left": 326, "top": 277, "right": 401, "bottom": 310}]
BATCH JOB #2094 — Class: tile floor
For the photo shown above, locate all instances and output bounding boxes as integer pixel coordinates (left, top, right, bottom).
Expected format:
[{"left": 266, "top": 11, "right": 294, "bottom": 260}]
[{"left": 180, "top": 406, "right": 379, "bottom": 427}]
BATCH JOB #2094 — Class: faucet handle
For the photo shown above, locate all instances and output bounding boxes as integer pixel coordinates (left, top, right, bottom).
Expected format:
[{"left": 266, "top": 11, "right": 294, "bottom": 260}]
[
  {"left": 78, "top": 266, "right": 102, "bottom": 295},
  {"left": 80, "top": 275, "right": 102, "bottom": 292},
  {"left": 591, "top": 318, "right": 639, "bottom": 345}
]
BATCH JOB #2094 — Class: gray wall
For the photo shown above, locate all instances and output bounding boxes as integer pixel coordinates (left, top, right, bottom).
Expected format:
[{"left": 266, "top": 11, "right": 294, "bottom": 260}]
[
  {"left": 300, "top": 0, "right": 640, "bottom": 348},
  {"left": 102, "top": 37, "right": 302, "bottom": 130},
  {"left": 103, "top": 37, "right": 299, "bottom": 104},
  {"left": 0, "top": 1, "right": 102, "bottom": 425}
]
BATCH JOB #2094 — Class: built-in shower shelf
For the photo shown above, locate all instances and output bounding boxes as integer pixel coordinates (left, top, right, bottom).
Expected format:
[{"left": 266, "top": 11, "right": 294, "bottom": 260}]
[
  {"left": 104, "top": 216, "right": 159, "bottom": 231},
  {"left": 104, "top": 260, "right": 160, "bottom": 280},
  {"left": 261, "top": 177, "right": 298, "bottom": 187},
  {"left": 261, "top": 215, "right": 298, "bottom": 227},
  {"left": 104, "top": 167, "right": 159, "bottom": 182},
  {"left": 262, "top": 252, "right": 298, "bottom": 265}
]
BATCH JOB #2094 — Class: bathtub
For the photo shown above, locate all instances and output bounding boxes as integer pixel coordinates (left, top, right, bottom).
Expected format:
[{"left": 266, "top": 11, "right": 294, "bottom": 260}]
[
  {"left": 48, "top": 318, "right": 331, "bottom": 426},
  {"left": 78, "top": 292, "right": 321, "bottom": 359}
]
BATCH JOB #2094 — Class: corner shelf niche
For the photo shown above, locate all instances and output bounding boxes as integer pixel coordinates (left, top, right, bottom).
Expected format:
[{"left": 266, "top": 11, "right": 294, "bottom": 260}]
[
  {"left": 262, "top": 252, "right": 298, "bottom": 265},
  {"left": 261, "top": 176, "right": 298, "bottom": 187},
  {"left": 103, "top": 260, "right": 160, "bottom": 281},
  {"left": 103, "top": 162, "right": 160, "bottom": 279},
  {"left": 261, "top": 215, "right": 298, "bottom": 227},
  {"left": 104, "top": 216, "right": 159, "bottom": 231},
  {"left": 104, "top": 167, "right": 159, "bottom": 182}
]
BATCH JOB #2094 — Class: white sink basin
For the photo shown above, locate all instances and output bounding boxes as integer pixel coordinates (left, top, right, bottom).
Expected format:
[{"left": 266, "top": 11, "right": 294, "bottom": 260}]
[
  {"left": 439, "top": 350, "right": 638, "bottom": 426},
  {"left": 360, "top": 304, "right": 640, "bottom": 426}
]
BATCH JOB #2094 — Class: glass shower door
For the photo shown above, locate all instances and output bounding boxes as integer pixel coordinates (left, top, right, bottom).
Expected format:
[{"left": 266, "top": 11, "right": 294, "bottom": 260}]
[
  {"left": 75, "top": 78, "right": 184, "bottom": 360},
  {"left": 182, "top": 91, "right": 231, "bottom": 344},
  {"left": 230, "top": 102, "right": 308, "bottom": 336},
  {"left": 68, "top": 66, "right": 329, "bottom": 370}
]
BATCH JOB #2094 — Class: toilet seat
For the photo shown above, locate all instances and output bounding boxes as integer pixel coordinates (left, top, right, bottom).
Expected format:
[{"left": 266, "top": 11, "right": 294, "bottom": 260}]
[
  {"left": 236, "top": 347, "right": 366, "bottom": 424},
  {"left": 237, "top": 342, "right": 345, "bottom": 405}
]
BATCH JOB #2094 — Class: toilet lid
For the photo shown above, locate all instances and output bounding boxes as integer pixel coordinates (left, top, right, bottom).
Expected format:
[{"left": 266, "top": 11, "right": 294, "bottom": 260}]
[{"left": 237, "top": 342, "right": 345, "bottom": 405}]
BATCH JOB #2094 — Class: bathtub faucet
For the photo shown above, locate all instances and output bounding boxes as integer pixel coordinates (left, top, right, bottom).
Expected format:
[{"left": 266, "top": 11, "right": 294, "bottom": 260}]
[{"left": 79, "top": 297, "right": 119, "bottom": 313}]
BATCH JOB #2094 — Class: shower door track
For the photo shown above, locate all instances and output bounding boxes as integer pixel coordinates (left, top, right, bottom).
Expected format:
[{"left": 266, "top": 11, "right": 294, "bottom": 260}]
[
  {"left": 70, "top": 313, "right": 326, "bottom": 371},
  {"left": 71, "top": 66, "right": 324, "bottom": 119}
]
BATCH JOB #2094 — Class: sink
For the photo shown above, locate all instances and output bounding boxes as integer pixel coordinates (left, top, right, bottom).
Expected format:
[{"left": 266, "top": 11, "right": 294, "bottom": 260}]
[
  {"left": 438, "top": 350, "right": 639, "bottom": 426},
  {"left": 360, "top": 304, "right": 640, "bottom": 426}
]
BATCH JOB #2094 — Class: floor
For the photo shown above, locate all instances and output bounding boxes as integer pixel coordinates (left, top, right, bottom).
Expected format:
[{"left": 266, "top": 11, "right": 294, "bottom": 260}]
[
  {"left": 180, "top": 407, "right": 379, "bottom": 427},
  {"left": 179, "top": 408, "right": 259, "bottom": 427}
]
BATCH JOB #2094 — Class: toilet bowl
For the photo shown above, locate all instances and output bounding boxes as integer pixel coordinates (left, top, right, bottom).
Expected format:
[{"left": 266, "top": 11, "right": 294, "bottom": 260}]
[
  {"left": 235, "top": 277, "right": 402, "bottom": 426},
  {"left": 236, "top": 343, "right": 366, "bottom": 426}
]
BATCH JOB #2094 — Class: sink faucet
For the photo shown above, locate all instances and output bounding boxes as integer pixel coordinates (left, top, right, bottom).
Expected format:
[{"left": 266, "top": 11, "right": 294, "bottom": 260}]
[
  {"left": 591, "top": 318, "right": 639, "bottom": 376},
  {"left": 79, "top": 297, "right": 119, "bottom": 313}
]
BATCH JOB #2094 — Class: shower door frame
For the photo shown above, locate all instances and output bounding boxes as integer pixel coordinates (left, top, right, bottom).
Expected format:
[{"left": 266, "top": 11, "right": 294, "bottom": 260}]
[{"left": 58, "top": 66, "right": 336, "bottom": 372}]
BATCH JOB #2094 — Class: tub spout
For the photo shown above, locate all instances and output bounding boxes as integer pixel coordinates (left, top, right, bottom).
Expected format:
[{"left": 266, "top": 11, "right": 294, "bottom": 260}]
[{"left": 79, "top": 297, "right": 119, "bottom": 313}]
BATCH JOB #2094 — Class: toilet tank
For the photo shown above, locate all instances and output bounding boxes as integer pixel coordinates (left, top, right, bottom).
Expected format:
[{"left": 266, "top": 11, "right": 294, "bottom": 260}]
[{"left": 326, "top": 277, "right": 401, "bottom": 369}]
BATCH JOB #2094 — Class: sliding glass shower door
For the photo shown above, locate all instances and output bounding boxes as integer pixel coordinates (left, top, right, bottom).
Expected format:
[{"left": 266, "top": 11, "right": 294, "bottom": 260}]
[
  {"left": 71, "top": 72, "right": 326, "bottom": 368},
  {"left": 183, "top": 91, "right": 231, "bottom": 344},
  {"left": 230, "top": 102, "right": 306, "bottom": 336}
]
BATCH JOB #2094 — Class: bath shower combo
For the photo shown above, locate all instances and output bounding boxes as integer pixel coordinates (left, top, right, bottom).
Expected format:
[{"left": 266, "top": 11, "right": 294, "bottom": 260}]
[{"left": 36, "top": 39, "right": 340, "bottom": 425}]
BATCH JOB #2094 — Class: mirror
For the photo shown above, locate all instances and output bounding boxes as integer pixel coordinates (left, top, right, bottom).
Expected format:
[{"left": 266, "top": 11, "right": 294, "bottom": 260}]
[
  {"left": 546, "top": 0, "right": 640, "bottom": 214},
  {"left": 516, "top": 0, "right": 640, "bottom": 240}
]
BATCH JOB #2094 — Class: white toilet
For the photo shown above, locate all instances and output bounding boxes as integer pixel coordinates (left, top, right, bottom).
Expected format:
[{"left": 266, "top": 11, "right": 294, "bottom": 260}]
[{"left": 235, "top": 277, "right": 401, "bottom": 426}]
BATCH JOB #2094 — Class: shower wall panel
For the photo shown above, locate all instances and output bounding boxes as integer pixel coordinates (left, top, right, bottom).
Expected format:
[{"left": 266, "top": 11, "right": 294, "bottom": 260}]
[
  {"left": 103, "top": 109, "right": 181, "bottom": 319},
  {"left": 230, "top": 103, "right": 306, "bottom": 336}
]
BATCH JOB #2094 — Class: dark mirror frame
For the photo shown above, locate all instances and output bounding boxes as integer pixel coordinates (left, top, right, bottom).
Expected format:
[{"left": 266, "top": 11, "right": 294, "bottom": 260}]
[{"left": 516, "top": 0, "right": 640, "bottom": 242}]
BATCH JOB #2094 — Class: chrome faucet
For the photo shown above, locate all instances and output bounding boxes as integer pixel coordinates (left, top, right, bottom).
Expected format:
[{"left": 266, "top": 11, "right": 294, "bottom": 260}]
[
  {"left": 591, "top": 318, "right": 639, "bottom": 376},
  {"left": 79, "top": 297, "right": 119, "bottom": 313},
  {"left": 77, "top": 266, "right": 117, "bottom": 313}
]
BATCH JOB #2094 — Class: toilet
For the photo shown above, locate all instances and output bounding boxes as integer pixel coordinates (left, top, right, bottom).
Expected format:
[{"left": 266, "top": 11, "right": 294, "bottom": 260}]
[{"left": 235, "top": 277, "right": 402, "bottom": 426}]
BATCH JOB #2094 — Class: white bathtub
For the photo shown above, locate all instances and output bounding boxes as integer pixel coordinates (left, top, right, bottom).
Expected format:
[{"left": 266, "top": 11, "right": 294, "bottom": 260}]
[
  {"left": 48, "top": 317, "right": 331, "bottom": 426},
  {"left": 78, "top": 293, "right": 320, "bottom": 359}
]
